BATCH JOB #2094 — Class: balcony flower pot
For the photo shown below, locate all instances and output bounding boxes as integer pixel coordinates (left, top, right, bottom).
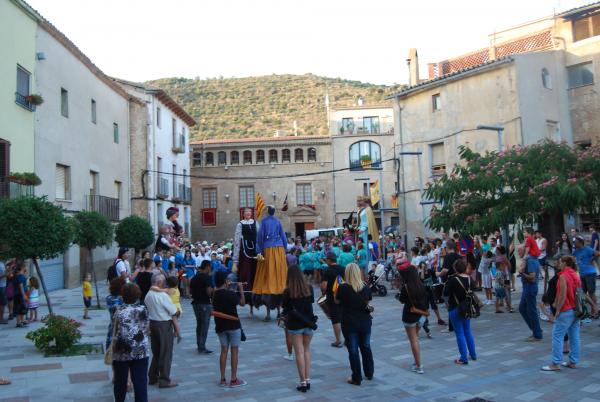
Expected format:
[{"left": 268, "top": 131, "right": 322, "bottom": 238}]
[
  {"left": 360, "top": 155, "right": 372, "bottom": 168},
  {"left": 25, "top": 94, "right": 44, "bottom": 106},
  {"left": 8, "top": 172, "right": 42, "bottom": 186}
]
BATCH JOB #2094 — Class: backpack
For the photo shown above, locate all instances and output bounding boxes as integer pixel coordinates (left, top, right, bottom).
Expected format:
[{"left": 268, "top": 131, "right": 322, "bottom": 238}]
[
  {"left": 453, "top": 276, "right": 481, "bottom": 319},
  {"left": 574, "top": 287, "right": 589, "bottom": 320},
  {"left": 107, "top": 259, "right": 121, "bottom": 282}
]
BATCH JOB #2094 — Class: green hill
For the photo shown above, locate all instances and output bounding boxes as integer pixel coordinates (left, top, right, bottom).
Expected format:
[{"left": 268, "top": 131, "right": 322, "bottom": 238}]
[{"left": 147, "top": 74, "right": 399, "bottom": 140}]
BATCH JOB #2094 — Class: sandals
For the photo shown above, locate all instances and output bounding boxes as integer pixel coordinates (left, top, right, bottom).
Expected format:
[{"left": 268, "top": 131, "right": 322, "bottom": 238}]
[
  {"left": 454, "top": 359, "right": 468, "bottom": 365},
  {"left": 0, "top": 378, "right": 10, "bottom": 385},
  {"left": 331, "top": 341, "right": 344, "bottom": 348},
  {"left": 561, "top": 362, "right": 576, "bottom": 369},
  {"left": 296, "top": 381, "right": 308, "bottom": 393}
]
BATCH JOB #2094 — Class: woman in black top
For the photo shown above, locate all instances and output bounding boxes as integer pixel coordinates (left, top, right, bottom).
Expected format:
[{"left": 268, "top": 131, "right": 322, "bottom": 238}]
[
  {"left": 134, "top": 258, "right": 154, "bottom": 304},
  {"left": 335, "top": 263, "right": 374, "bottom": 386},
  {"left": 282, "top": 265, "right": 316, "bottom": 392},
  {"left": 399, "top": 265, "right": 428, "bottom": 374},
  {"left": 444, "top": 259, "right": 477, "bottom": 365}
]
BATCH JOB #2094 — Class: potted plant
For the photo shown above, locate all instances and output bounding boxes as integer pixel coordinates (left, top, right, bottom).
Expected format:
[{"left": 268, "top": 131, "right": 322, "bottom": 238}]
[
  {"left": 25, "top": 94, "right": 44, "bottom": 106},
  {"left": 7, "top": 172, "right": 42, "bottom": 186},
  {"left": 360, "top": 155, "right": 372, "bottom": 168}
]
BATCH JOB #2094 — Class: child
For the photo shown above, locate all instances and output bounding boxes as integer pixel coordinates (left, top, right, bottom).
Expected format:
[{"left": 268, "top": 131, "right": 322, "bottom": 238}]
[
  {"left": 27, "top": 277, "right": 40, "bottom": 322},
  {"left": 356, "top": 242, "right": 369, "bottom": 276},
  {"left": 212, "top": 271, "right": 246, "bottom": 388},
  {"left": 13, "top": 262, "right": 29, "bottom": 328},
  {"left": 82, "top": 273, "right": 92, "bottom": 319},
  {"left": 494, "top": 265, "right": 512, "bottom": 313},
  {"left": 166, "top": 276, "right": 182, "bottom": 318},
  {"left": 479, "top": 251, "right": 494, "bottom": 305}
]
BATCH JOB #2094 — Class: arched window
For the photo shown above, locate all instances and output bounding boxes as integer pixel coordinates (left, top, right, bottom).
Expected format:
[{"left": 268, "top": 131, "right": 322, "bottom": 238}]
[
  {"left": 349, "top": 141, "right": 381, "bottom": 170},
  {"left": 256, "top": 150, "right": 265, "bottom": 163},
  {"left": 282, "top": 149, "right": 291, "bottom": 163},
  {"left": 269, "top": 149, "right": 278, "bottom": 163},
  {"left": 243, "top": 150, "right": 252, "bottom": 164},
  {"left": 192, "top": 152, "right": 202, "bottom": 167},
  {"left": 218, "top": 151, "right": 227, "bottom": 166},
  {"left": 294, "top": 148, "right": 304, "bottom": 162},
  {"left": 205, "top": 152, "right": 214, "bottom": 166},
  {"left": 542, "top": 68, "right": 552, "bottom": 89},
  {"left": 230, "top": 151, "right": 239, "bottom": 165},
  {"left": 307, "top": 147, "right": 317, "bottom": 162}
]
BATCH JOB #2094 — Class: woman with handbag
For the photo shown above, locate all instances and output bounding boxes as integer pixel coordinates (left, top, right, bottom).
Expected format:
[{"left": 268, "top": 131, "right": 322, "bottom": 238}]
[
  {"left": 444, "top": 259, "right": 478, "bottom": 365},
  {"left": 398, "top": 265, "right": 428, "bottom": 374},
  {"left": 335, "top": 263, "right": 374, "bottom": 386},
  {"left": 111, "top": 283, "right": 150, "bottom": 402},
  {"left": 281, "top": 265, "right": 316, "bottom": 392}
]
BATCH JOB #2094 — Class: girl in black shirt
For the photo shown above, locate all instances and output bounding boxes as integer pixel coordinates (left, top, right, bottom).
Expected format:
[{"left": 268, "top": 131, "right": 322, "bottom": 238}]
[
  {"left": 399, "top": 266, "right": 428, "bottom": 374},
  {"left": 282, "top": 266, "right": 316, "bottom": 392},
  {"left": 444, "top": 259, "right": 477, "bottom": 365}
]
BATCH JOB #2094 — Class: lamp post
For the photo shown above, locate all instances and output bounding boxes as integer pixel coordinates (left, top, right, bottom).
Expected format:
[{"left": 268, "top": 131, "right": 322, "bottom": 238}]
[{"left": 476, "top": 124, "right": 509, "bottom": 248}]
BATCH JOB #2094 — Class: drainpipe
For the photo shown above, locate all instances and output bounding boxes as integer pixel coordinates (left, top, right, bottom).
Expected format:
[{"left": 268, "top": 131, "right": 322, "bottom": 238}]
[{"left": 395, "top": 97, "right": 408, "bottom": 248}]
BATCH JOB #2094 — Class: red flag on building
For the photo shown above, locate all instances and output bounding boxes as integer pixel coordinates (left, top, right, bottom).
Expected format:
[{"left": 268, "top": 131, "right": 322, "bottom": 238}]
[
  {"left": 255, "top": 192, "right": 266, "bottom": 220},
  {"left": 282, "top": 193, "right": 289, "bottom": 212}
]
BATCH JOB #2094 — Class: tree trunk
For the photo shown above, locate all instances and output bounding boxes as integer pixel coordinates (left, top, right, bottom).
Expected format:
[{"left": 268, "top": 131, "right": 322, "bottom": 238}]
[
  {"left": 89, "top": 248, "right": 101, "bottom": 308},
  {"left": 33, "top": 258, "right": 53, "bottom": 315}
]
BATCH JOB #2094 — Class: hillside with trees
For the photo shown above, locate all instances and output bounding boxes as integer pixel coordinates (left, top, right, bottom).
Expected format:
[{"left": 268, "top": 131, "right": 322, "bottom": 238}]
[{"left": 147, "top": 74, "right": 399, "bottom": 140}]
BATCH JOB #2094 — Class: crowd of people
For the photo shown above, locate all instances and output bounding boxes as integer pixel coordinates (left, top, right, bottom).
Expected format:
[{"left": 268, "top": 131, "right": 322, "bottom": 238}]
[{"left": 0, "top": 202, "right": 598, "bottom": 400}]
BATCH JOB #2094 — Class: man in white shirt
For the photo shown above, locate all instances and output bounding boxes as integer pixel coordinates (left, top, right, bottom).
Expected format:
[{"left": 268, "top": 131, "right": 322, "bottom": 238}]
[
  {"left": 115, "top": 248, "right": 131, "bottom": 283},
  {"left": 145, "top": 274, "right": 178, "bottom": 388}
]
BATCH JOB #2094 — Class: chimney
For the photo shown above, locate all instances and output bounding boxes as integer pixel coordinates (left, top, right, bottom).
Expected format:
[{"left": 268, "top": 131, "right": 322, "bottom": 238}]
[
  {"left": 427, "top": 63, "right": 436, "bottom": 80},
  {"left": 407, "top": 48, "right": 419, "bottom": 86}
]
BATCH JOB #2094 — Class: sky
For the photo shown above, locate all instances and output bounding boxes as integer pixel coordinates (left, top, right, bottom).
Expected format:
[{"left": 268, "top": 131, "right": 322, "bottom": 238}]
[{"left": 26, "top": 0, "right": 589, "bottom": 85}]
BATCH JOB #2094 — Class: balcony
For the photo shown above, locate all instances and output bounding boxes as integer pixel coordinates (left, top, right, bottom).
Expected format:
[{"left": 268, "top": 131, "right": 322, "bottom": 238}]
[
  {"left": 334, "top": 121, "right": 394, "bottom": 136},
  {"left": 349, "top": 159, "right": 382, "bottom": 171},
  {"left": 173, "top": 183, "right": 192, "bottom": 204},
  {"left": 157, "top": 178, "right": 169, "bottom": 199},
  {"left": 171, "top": 134, "right": 186, "bottom": 154},
  {"left": 15, "top": 92, "right": 35, "bottom": 112},
  {"left": 0, "top": 177, "right": 34, "bottom": 198},
  {"left": 84, "top": 194, "right": 120, "bottom": 221}
]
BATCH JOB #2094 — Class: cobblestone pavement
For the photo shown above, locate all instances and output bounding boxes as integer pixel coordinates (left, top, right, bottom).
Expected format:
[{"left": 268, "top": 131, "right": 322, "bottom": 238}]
[{"left": 1, "top": 279, "right": 599, "bottom": 402}]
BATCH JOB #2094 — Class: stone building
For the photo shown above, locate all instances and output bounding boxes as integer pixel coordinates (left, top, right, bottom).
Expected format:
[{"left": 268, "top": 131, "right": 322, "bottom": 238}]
[
  {"left": 113, "top": 79, "right": 196, "bottom": 237},
  {"left": 388, "top": 2, "right": 600, "bottom": 243},
  {"left": 329, "top": 105, "right": 399, "bottom": 232},
  {"left": 190, "top": 136, "right": 333, "bottom": 242}
]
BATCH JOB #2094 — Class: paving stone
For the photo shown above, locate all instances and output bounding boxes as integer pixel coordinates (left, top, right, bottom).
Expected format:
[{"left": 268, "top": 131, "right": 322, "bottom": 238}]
[
  {"left": 10, "top": 363, "right": 62, "bottom": 373},
  {"left": 68, "top": 371, "right": 109, "bottom": 384}
]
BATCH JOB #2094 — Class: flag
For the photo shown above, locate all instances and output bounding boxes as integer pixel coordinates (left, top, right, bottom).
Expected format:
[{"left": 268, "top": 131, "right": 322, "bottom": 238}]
[
  {"left": 255, "top": 192, "right": 266, "bottom": 220},
  {"left": 391, "top": 194, "right": 398, "bottom": 209},
  {"left": 370, "top": 180, "right": 380, "bottom": 206},
  {"left": 282, "top": 193, "right": 289, "bottom": 212}
]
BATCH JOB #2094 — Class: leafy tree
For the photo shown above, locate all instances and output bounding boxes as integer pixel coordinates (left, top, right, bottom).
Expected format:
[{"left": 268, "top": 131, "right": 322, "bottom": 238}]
[
  {"left": 424, "top": 140, "right": 600, "bottom": 236},
  {"left": 114, "top": 216, "right": 154, "bottom": 262},
  {"left": 73, "top": 211, "right": 114, "bottom": 308},
  {"left": 0, "top": 197, "right": 73, "bottom": 315}
]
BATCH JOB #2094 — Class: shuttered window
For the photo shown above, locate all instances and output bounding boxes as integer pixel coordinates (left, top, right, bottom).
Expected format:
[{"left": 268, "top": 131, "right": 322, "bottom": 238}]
[
  {"left": 296, "top": 183, "right": 312, "bottom": 205},
  {"left": 239, "top": 186, "right": 255, "bottom": 208},
  {"left": 430, "top": 143, "right": 446, "bottom": 176},
  {"left": 55, "top": 164, "right": 70, "bottom": 200}
]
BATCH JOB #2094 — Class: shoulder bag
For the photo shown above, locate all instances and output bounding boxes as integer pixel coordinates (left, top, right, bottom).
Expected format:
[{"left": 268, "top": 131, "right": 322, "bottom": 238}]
[{"left": 104, "top": 318, "right": 117, "bottom": 365}]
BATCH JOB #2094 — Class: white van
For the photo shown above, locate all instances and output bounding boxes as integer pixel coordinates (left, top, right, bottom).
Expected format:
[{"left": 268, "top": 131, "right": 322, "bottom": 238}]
[{"left": 305, "top": 227, "right": 344, "bottom": 242}]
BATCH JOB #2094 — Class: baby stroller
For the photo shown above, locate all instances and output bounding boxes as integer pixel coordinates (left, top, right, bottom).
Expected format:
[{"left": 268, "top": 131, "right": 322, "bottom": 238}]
[{"left": 367, "top": 262, "right": 388, "bottom": 297}]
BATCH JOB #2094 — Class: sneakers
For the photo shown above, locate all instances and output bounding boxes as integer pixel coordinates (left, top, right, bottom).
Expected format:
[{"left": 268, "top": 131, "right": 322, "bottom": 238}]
[
  {"left": 441, "top": 328, "right": 451, "bottom": 333},
  {"left": 283, "top": 353, "right": 295, "bottom": 361},
  {"left": 411, "top": 364, "right": 424, "bottom": 374},
  {"left": 582, "top": 318, "right": 592, "bottom": 324},
  {"left": 229, "top": 378, "right": 247, "bottom": 388},
  {"left": 437, "top": 319, "right": 446, "bottom": 326},
  {"left": 218, "top": 379, "right": 227, "bottom": 387}
]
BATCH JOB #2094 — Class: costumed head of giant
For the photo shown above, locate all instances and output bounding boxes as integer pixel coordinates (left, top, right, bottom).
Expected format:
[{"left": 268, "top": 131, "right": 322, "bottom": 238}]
[
  {"left": 267, "top": 205, "right": 276, "bottom": 216},
  {"left": 243, "top": 207, "right": 253, "bottom": 220},
  {"left": 166, "top": 206, "right": 182, "bottom": 235},
  {"left": 357, "top": 195, "right": 369, "bottom": 208}
]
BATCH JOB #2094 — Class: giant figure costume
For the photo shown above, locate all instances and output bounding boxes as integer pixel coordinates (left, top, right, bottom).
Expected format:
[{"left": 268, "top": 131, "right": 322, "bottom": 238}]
[
  {"left": 357, "top": 196, "right": 380, "bottom": 247},
  {"left": 233, "top": 212, "right": 258, "bottom": 297},
  {"left": 253, "top": 206, "right": 288, "bottom": 313}
]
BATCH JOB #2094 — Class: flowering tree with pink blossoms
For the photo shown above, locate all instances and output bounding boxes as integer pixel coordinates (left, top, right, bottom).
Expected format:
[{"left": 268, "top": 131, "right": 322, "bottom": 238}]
[{"left": 424, "top": 140, "right": 600, "bottom": 235}]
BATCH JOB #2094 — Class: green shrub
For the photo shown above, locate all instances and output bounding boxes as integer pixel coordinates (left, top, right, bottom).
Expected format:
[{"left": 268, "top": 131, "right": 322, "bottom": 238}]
[{"left": 26, "top": 315, "right": 82, "bottom": 355}]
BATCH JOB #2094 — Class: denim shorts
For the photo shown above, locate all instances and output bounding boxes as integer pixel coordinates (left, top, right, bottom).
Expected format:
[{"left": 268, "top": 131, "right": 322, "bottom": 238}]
[
  {"left": 582, "top": 274, "right": 596, "bottom": 295},
  {"left": 495, "top": 287, "right": 507, "bottom": 299},
  {"left": 287, "top": 327, "right": 314, "bottom": 336},
  {"left": 403, "top": 315, "right": 426, "bottom": 328},
  {"left": 217, "top": 329, "right": 241, "bottom": 347}
]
